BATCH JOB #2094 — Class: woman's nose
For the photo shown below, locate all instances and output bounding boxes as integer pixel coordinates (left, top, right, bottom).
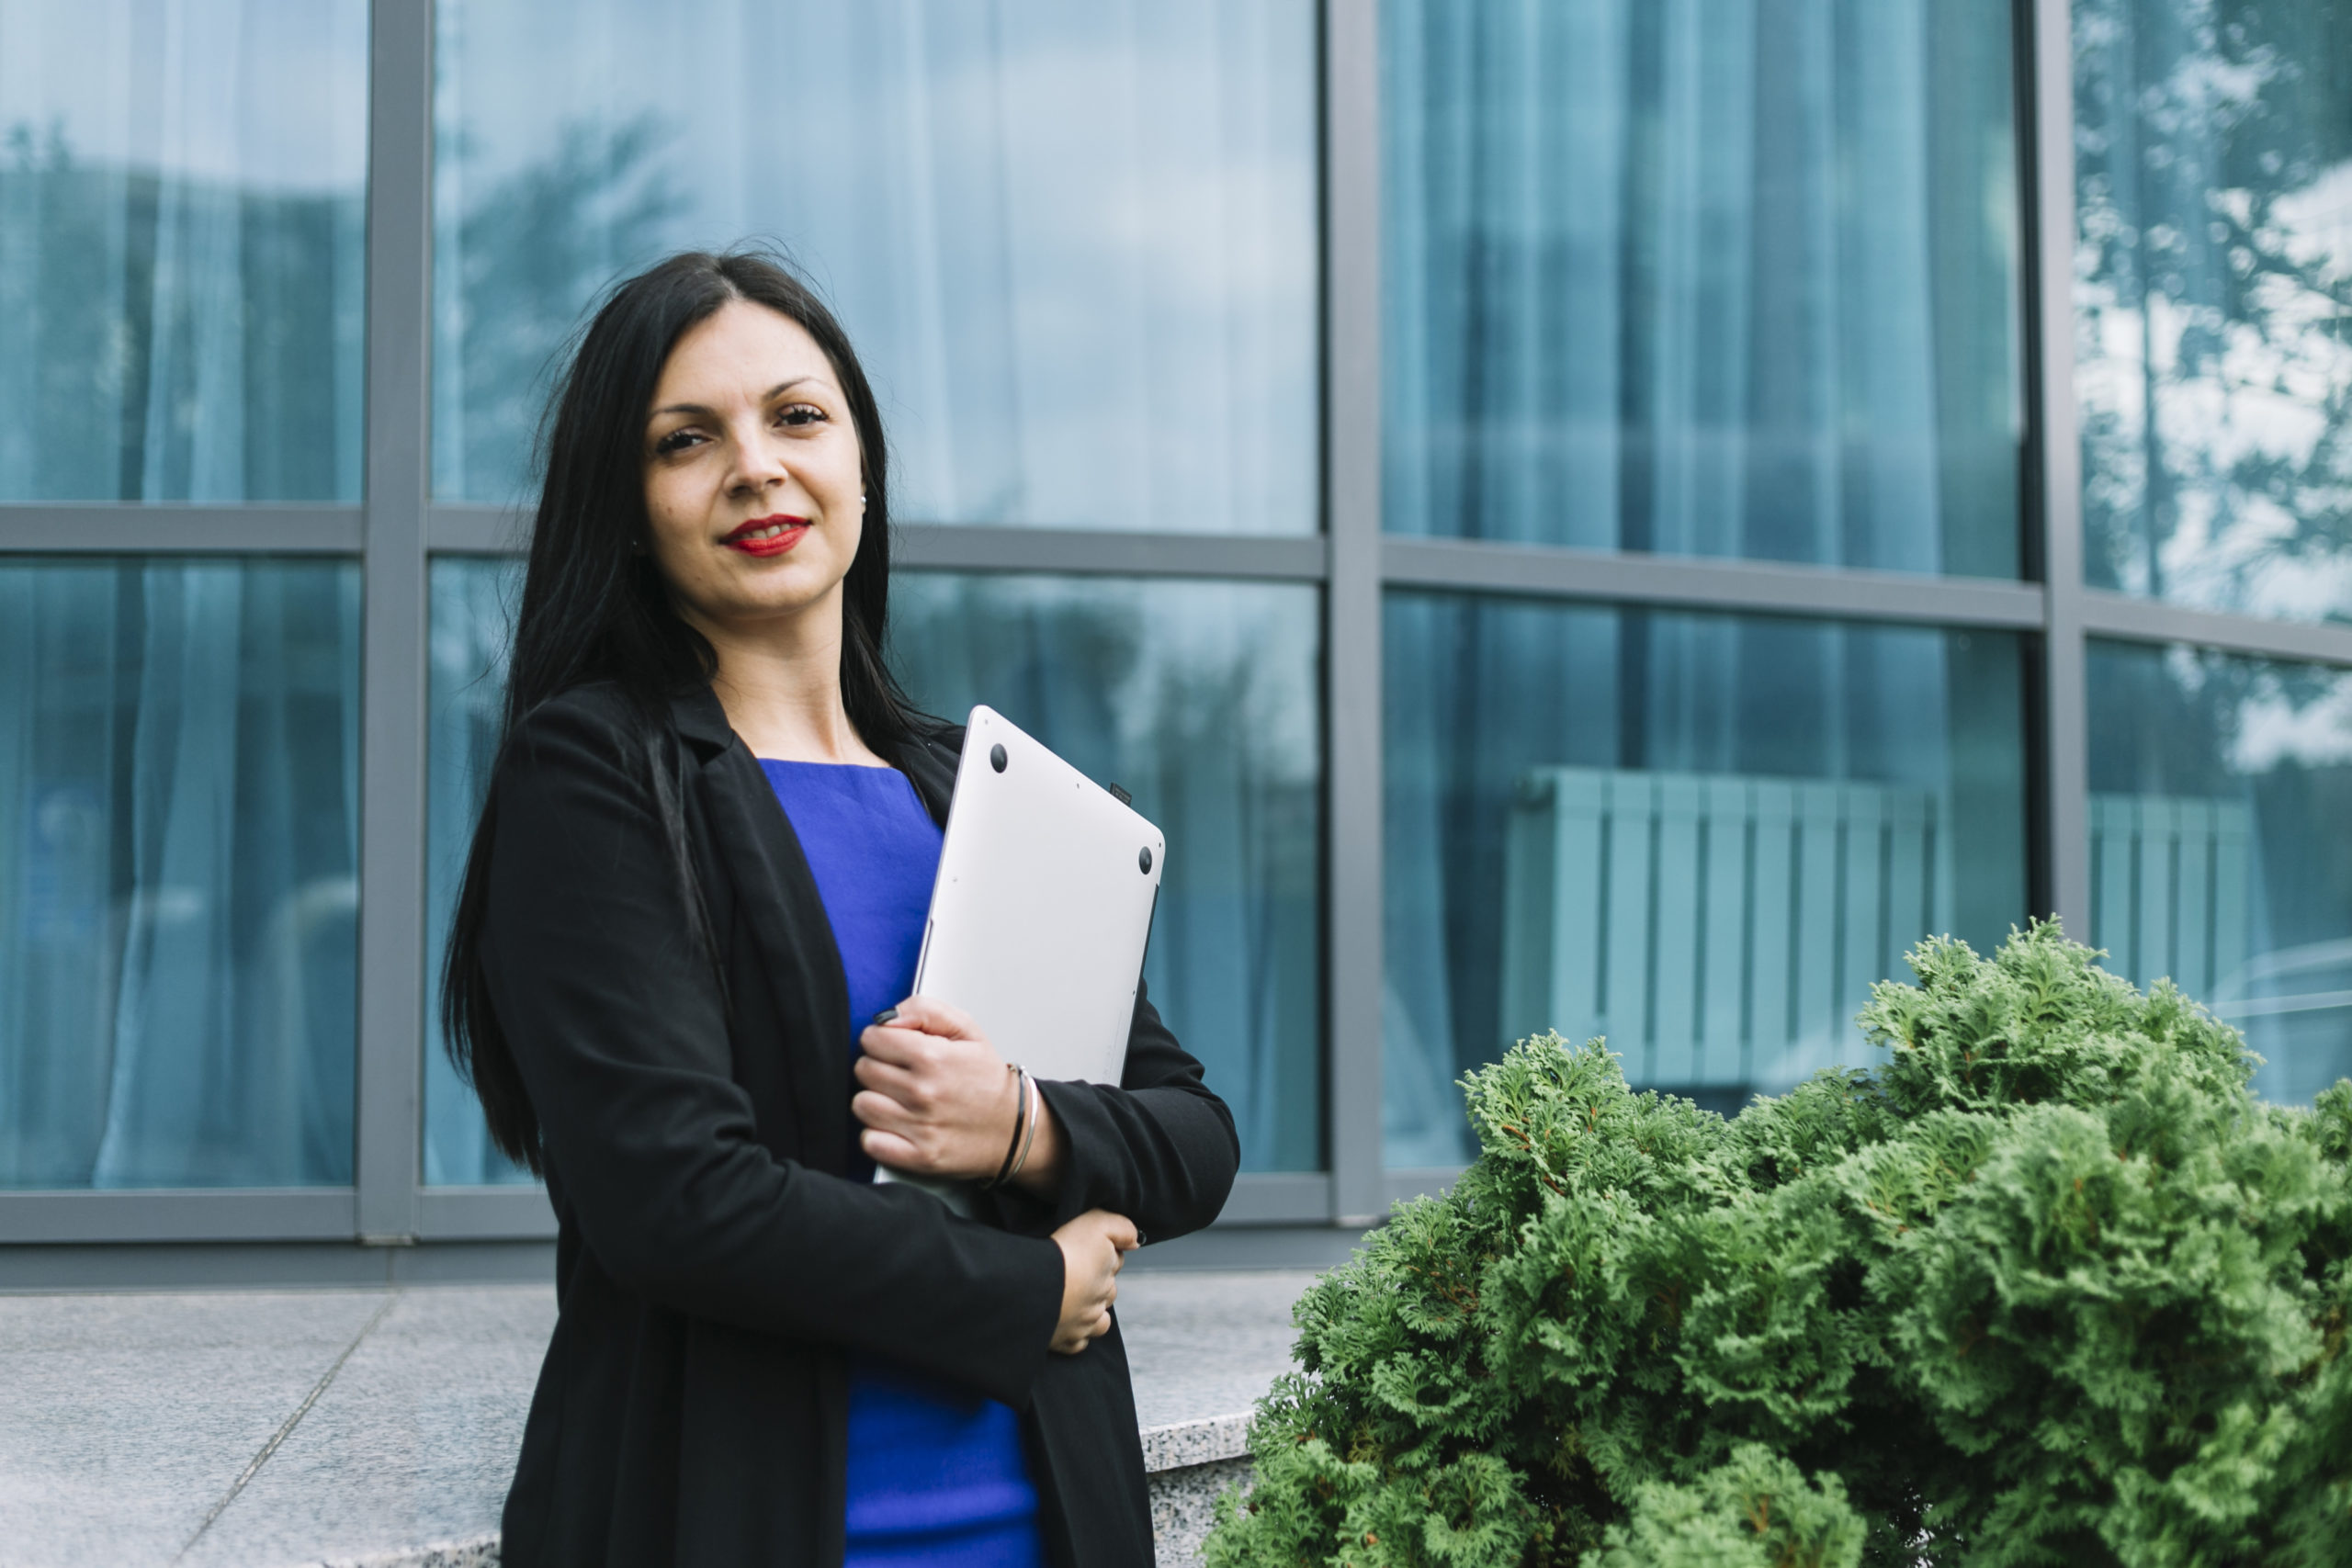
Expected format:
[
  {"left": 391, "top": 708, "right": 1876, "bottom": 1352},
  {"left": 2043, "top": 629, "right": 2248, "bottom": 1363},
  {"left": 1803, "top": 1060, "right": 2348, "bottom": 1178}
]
[{"left": 729, "top": 433, "right": 789, "bottom": 493}]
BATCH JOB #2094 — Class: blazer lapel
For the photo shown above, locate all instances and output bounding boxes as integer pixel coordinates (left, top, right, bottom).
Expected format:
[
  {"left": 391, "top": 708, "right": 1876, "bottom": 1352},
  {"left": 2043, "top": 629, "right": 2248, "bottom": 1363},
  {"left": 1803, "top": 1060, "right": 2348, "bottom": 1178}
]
[{"left": 671, "top": 687, "right": 855, "bottom": 1172}]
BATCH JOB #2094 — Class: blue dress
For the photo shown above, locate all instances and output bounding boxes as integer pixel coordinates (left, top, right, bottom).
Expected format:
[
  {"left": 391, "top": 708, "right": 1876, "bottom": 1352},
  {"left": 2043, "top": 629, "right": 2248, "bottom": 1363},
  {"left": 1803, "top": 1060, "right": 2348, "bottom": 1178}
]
[{"left": 760, "top": 759, "right": 1046, "bottom": 1568}]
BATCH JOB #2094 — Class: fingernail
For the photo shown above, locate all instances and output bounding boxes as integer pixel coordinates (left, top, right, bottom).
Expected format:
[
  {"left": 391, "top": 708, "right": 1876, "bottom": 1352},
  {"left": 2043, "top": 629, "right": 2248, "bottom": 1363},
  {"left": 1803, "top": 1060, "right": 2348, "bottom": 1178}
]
[{"left": 871, "top": 1008, "right": 898, "bottom": 1027}]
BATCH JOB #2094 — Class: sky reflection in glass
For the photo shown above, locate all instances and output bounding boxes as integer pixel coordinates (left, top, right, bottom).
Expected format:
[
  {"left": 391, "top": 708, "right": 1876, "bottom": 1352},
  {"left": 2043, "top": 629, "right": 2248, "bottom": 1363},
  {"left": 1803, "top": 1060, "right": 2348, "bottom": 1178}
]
[{"left": 2074, "top": 0, "right": 2352, "bottom": 618}]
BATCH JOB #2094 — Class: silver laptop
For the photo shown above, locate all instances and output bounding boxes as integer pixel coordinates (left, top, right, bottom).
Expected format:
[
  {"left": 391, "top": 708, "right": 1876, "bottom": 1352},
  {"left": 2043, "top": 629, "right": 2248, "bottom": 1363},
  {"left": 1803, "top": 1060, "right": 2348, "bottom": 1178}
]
[
  {"left": 914, "top": 705, "right": 1164, "bottom": 1082},
  {"left": 875, "top": 705, "right": 1164, "bottom": 1201}
]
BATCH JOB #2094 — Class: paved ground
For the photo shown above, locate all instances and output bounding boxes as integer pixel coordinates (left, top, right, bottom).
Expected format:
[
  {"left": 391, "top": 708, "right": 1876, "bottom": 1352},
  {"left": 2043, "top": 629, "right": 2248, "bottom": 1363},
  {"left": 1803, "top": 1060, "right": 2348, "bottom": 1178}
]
[{"left": 0, "top": 1270, "right": 1316, "bottom": 1568}]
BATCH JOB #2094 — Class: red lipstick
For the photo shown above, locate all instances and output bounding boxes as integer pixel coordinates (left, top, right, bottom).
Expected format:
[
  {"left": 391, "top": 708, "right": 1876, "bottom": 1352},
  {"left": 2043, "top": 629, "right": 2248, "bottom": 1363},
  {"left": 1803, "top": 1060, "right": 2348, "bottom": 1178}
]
[{"left": 723, "top": 514, "right": 810, "bottom": 557}]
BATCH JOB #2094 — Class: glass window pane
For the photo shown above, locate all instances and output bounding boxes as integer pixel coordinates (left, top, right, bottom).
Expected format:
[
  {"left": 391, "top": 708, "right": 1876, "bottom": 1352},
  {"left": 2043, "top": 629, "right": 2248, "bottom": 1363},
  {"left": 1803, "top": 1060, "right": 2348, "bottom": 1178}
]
[
  {"left": 0, "top": 1, "right": 368, "bottom": 502},
  {"left": 2074, "top": 0, "right": 2352, "bottom": 619},
  {"left": 892, "top": 574, "right": 1323, "bottom": 1172},
  {"left": 432, "top": 1, "right": 1317, "bottom": 535},
  {"left": 1385, "top": 592, "right": 2028, "bottom": 1167},
  {"left": 0, "top": 558, "right": 360, "bottom": 1189},
  {"left": 1382, "top": 0, "right": 2023, "bottom": 577},
  {"left": 424, "top": 557, "right": 531, "bottom": 1186},
  {"left": 2087, "top": 639, "right": 2352, "bottom": 1105}
]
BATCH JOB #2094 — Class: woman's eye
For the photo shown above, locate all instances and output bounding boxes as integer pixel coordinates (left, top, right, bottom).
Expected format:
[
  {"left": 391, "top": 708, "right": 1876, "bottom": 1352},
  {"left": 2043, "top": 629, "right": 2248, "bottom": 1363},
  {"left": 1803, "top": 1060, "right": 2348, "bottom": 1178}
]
[
  {"left": 653, "top": 429, "right": 701, "bottom": 456},
  {"left": 777, "top": 404, "right": 825, "bottom": 428}
]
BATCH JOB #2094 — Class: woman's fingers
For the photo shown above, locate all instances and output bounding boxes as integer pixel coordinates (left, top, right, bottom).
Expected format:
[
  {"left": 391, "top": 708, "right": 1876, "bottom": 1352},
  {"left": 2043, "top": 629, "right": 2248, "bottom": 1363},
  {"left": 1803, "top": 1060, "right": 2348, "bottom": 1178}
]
[
  {"left": 850, "top": 1052, "right": 925, "bottom": 1106},
  {"left": 1049, "top": 1208, "right": 1136, "bottom": 1355},
  {"left": 876, "top": 994, "right": 981, "bottom": 1041},
  {"left": 850, "top": 1088, "right": 921, "bottom": 1137},
  {"left": 855, "top": 1024, "right": 945, "bottom": 1072},
  {"left": 853, "top": 1089, "right": 945, "bottom": 1174},
  {"left": 861, "top": 996, "right": 983, "bottom": 1065},
  {"left": 857, "top": 1125, "right": 922, "bottom": 1168},
  {"left": 851, "top": 1003, "right": 1020, "bottom": 1181},
  {"left": 856, "top": 1015, "right": 995, "bottom": 1089}
]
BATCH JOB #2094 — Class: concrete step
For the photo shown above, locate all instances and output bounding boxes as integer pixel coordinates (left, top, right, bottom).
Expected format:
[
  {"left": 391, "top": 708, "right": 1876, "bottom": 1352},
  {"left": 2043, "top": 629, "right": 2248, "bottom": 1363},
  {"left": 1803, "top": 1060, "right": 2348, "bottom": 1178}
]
[{"left": 0, "top": 1269, "right": 1316, "bottom": 1568}]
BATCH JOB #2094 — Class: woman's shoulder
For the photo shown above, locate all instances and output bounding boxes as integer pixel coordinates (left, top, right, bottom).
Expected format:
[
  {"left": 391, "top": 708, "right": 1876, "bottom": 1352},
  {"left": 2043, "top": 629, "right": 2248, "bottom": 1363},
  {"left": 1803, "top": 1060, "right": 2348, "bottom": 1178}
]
[
  {"left": 507, "top": 680, "right": 641, "bottom": 747},
  {"left": 495, "top": 681, "right": 668, "bottom": 794}
]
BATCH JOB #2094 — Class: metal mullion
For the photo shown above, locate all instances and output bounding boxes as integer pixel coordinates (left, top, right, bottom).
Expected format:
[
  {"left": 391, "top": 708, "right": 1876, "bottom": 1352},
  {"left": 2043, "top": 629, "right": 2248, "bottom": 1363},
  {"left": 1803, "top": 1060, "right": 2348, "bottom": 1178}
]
[
  {"left": 2077, "top": 592, "right": 2352, "bottom": 670},
  {"left": 0, "top": 1190, "right": 356, "bottom": 1245},
  {"left": 897, "top": 523, "right": 1328, "bottom": 581},
  {"left": 1323, "top": 0, "right": 1385, "bottom": 1226},
  {"left": 1215, "top": 1172, "right": 1334, "bottom": 1226},
  {"left": 2029, "top": 0, "right": 2090, "bottom": 935},
  {"left": 1383, "top": 1168, "right": 1463, "bottom": 1210},
  {"left": 424, "top": 504, "right": 528, "bottom": 556},
  {"left": 426, "top": 504, "right": 1340, "bottom": 580},
  {"left": 1382, "top": 536, "right": 2048, "bottom": 629},
  {"left": 354, "top": 0, "right": 435, "bottom": 1247},
  {"left": 418, "top": 1187, "right": 557, "bottom": 1240},
  {"left": 0, "top": 505, "right": 364, "bottom": 554}
]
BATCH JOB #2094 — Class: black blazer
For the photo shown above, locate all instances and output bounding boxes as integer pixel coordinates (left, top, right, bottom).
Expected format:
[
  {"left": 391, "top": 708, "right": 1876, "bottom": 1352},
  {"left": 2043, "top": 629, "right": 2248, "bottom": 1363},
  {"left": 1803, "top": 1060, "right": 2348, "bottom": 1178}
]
[{"left": 480, "top": 682, "right": 1239, "bottom": 1568}]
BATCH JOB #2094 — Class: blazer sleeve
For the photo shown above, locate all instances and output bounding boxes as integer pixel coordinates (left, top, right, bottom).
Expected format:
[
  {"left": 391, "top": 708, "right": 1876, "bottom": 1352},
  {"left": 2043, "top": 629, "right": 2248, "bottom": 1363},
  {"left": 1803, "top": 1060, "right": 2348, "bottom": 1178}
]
[
  {"left": 480, "top": 691, "right": 1063, "bottom": 1407},
  {"left": 990, "top": 984, "right": 1241, "bottom": 1242}
]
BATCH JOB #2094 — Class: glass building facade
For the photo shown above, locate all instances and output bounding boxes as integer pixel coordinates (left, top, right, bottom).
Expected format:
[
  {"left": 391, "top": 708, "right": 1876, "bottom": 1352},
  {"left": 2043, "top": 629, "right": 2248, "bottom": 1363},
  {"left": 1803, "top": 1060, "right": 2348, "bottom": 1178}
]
[{"left": 4, "top": 0, "right": 2349, "bottom": 1273}]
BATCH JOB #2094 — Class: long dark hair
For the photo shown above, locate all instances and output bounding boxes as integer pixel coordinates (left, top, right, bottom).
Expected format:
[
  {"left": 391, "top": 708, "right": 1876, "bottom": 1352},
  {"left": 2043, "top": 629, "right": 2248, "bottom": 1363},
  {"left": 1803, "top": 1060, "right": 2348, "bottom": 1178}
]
[{"left": 441, "top": 249, "right": 919, "bottom": 1174}]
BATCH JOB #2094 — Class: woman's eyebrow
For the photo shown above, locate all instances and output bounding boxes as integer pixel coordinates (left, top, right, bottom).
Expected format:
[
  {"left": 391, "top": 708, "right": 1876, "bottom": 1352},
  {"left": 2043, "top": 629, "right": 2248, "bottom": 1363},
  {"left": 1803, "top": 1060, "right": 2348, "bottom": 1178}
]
[{"left": 649, "top": 378, "right": 829, "bottom": 422}]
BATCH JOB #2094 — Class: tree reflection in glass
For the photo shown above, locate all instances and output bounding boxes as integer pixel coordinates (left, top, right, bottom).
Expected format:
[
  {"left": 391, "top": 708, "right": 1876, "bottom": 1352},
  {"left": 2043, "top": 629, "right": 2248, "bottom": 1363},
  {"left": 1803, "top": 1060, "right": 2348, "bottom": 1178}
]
[
  {"left": 430, "top": 0, "right": 1317, "bottom": 533},
  {"left": 0, "top": 0, "right": 368, "bottom": 502},
  {"left": 2075, "top": 0, "right": 2352, "bottom": 618}
]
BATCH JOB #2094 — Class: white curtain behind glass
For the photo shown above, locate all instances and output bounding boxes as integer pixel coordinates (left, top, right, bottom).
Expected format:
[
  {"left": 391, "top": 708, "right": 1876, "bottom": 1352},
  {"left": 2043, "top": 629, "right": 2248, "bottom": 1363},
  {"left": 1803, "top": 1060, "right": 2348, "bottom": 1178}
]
[
  {"left": 0, "top": 0, "right": 366, "bottom": 501},
  {"left": 1377, "top": 0, "right": 2024, "bottom": 1166},
  {"left": 0, "top": 562, "right": 361, "bottom": 1189},
  {"left": 423, "top": 560, "right": 530, "bottom": 1186},
  {"left": 1382, "top": 0, "right": 2018, "bottom": 573},
  {"left": 433, "top": 0, "right": 1317, "bottom": 534}
]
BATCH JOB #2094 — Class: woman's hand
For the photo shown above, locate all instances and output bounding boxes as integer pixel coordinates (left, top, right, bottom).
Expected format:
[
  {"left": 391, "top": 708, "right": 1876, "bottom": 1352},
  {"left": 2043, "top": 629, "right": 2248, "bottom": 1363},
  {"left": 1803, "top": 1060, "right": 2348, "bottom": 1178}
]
[
  {"left": 854, "top": 996, "right": 1063, "bottom": 1190},
  {"left": 1050, "top": 1208, "right": 1137, "bottom": 1353}
]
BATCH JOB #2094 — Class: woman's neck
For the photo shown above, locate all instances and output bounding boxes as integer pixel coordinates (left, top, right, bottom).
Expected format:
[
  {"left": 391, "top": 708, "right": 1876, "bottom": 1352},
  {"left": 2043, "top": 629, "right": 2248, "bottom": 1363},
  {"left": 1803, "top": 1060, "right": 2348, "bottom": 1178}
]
[{"left": 696, "top": 607, "right": 887, "bottom": 767}]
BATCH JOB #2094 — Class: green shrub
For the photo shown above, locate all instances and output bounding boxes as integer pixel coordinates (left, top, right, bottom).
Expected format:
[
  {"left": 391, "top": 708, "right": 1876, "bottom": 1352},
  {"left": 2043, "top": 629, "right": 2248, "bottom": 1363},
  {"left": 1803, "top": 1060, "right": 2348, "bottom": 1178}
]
[{"left": 1204, "top": 923, "right": 2352, "bottom": 1568}]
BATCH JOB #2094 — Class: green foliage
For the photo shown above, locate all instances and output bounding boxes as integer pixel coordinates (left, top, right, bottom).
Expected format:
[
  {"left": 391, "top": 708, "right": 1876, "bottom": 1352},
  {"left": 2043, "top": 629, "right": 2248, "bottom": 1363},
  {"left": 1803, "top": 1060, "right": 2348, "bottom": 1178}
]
[
  {"left": 1204, "top": 923, "right": 2352, "bottom": 1568},
  {"left": 1586, "top": 1447, "right": 1865, "bottom": 1568}
]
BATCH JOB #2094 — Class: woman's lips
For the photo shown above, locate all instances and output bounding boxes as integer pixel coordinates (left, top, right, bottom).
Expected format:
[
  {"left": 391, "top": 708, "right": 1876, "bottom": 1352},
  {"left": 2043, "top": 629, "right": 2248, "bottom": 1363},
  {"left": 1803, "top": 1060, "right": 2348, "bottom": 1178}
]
[{"left": 723, "top": 515, "right": 810, "bottom": 557}]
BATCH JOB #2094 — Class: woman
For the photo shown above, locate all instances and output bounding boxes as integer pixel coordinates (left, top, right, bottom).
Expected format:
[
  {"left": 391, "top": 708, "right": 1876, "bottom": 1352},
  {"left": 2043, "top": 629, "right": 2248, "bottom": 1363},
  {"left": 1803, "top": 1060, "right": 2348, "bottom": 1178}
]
[{"left": 441, "top": 250, "right": 1238, "bottom": 1568}]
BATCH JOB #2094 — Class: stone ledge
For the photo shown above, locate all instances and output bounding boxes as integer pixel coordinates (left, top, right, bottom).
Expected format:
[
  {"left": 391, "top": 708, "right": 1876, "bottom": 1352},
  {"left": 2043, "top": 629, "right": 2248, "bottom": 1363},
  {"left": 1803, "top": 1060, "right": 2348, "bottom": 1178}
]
[
  {"left": 3, "top": 1271, "right": 1309, "bottom": 1568},
  {"left": 1148, "top": 1452, "right": 1255, "bottom": 1568},
  {"left": 1140, "top": 1410, "right": 1253, "bottom": 1472}
]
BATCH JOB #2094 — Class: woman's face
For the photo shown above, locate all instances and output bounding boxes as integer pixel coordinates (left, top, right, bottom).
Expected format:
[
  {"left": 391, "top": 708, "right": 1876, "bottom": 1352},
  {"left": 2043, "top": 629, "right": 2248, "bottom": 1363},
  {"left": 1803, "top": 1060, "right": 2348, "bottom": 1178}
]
[{"left": 640, "top": 299, "right": 865, "bottom": 646}]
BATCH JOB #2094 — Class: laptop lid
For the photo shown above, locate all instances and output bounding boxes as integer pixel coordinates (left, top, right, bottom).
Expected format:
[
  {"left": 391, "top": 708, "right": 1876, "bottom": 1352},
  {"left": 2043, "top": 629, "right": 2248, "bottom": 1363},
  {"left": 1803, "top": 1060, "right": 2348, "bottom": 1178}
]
[{"left": 911, "top": 705, "right": 1164, "bottom": 1088}]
